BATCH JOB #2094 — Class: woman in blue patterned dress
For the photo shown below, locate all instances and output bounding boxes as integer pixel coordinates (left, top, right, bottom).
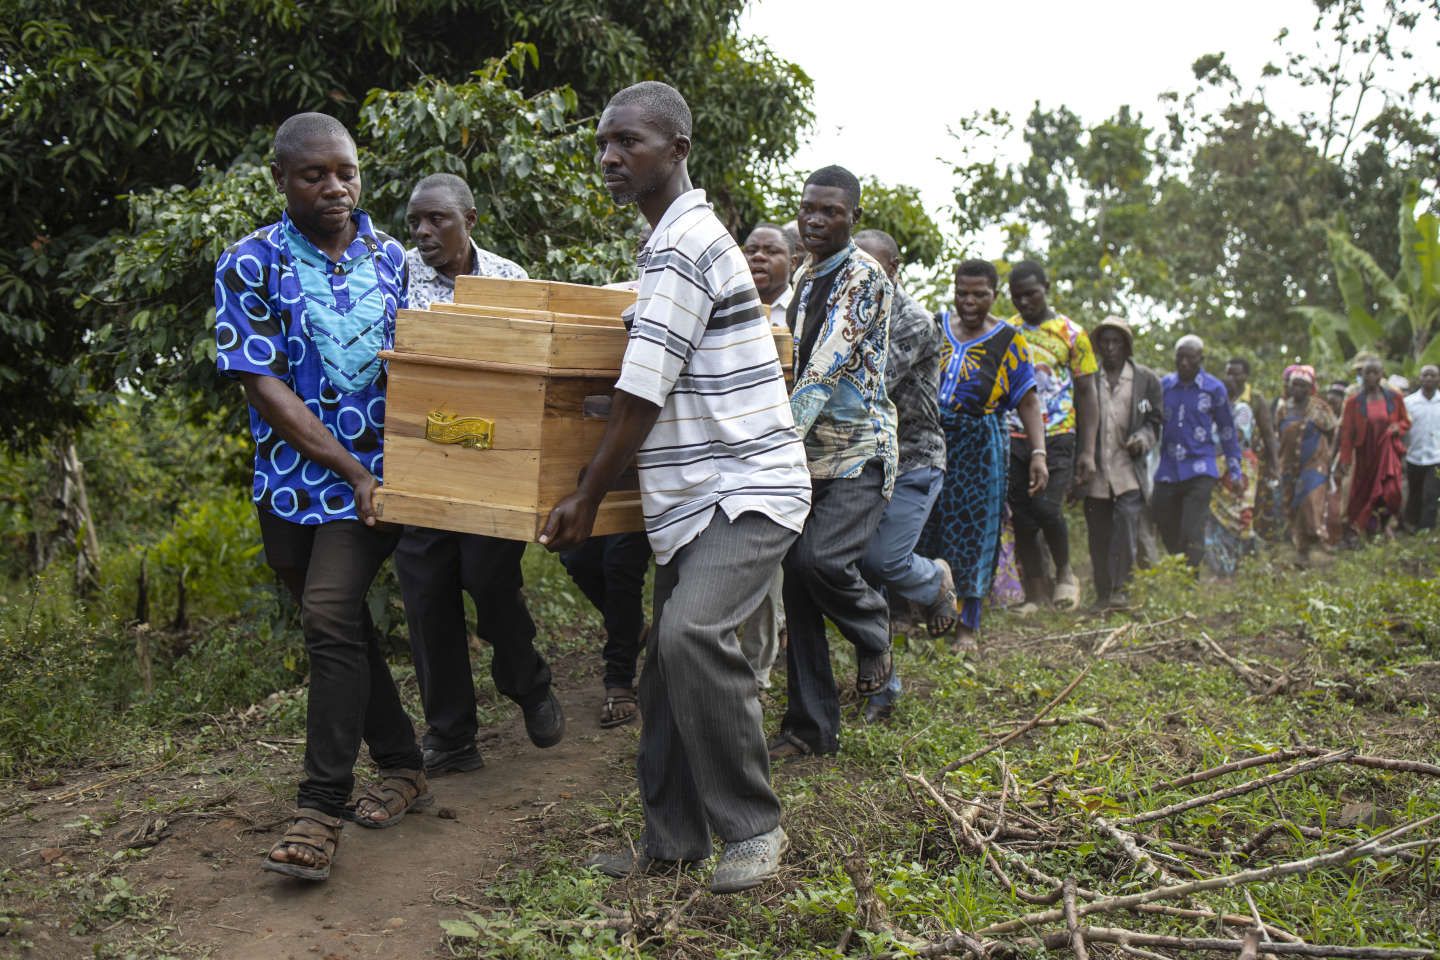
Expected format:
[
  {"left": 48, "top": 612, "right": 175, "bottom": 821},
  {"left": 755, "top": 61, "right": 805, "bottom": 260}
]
[{"left": 921, "top": 260, "right": 1048, "bottom": 650}]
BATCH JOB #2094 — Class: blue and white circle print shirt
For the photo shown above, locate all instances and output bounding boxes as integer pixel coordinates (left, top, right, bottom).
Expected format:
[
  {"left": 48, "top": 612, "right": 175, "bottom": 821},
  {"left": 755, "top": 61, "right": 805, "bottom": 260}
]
[{"left": 214, "top": 210, "right": 408, "bottom": 524}]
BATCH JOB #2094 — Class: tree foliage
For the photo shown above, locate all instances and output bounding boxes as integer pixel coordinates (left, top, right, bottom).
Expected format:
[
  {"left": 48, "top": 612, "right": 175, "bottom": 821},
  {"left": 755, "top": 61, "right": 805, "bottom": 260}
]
[
  {"left": 1297, "top": 182, "right": 1440, "bottom": 371},
  {"left": 84, "top": 47, "right": 637, "bottom": 415},
  {"left": 943, "top": 0, "right": 1439, "bottom": 371},
  {"left": 0, "top": 0, "right": 813, "bottom": 447},
  {"left": 949, "top": 104, "right": 1167, "bottom": 318}
]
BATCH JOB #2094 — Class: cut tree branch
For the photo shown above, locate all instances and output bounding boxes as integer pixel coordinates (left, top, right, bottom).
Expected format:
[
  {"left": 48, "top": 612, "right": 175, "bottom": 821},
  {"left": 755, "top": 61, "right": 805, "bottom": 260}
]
[
  {"left": 940, "top": 666, "right": 1092, "bottom": 775},
  {"left": 1116, "top": 750, "right": 1354, "bottom": 826},
  {"left": 977, "top": 813, "right": 1440, "bottom": 935},
  {"left": 1040, "top": 927, "right": 1431, "bottom": 959},
  {"left": 1063, "top": 878, "right": 1089, "bottom": 960}
]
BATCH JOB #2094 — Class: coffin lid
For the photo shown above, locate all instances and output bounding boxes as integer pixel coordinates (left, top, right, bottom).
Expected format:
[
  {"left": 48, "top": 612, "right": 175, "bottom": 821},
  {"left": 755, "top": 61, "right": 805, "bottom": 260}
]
[{"left": 452, "top": 276, "right": 635, "bottom": 326}]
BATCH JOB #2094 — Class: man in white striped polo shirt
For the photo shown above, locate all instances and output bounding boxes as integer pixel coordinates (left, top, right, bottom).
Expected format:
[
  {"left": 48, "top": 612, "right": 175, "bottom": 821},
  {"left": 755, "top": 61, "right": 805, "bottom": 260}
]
[{"left": 539, "top": 81, "right": 811, "bottom": 894}]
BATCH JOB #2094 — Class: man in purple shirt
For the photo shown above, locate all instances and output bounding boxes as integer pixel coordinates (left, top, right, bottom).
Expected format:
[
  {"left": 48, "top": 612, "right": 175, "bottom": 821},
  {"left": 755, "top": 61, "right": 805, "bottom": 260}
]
[{"left": 1153, "top": 334, "right": 1245, "bottom": 567}]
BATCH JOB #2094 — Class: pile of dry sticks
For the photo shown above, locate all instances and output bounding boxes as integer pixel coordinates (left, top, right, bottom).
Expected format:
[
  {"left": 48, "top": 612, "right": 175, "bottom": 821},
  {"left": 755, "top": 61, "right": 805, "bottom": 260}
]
[{"left": 856, "top": 663, "right": 1440, "bottom": 959}]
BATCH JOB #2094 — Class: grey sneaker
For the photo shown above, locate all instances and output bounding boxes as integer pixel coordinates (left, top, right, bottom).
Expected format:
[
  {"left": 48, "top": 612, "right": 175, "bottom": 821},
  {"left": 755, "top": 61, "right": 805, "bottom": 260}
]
[
  {"left": 585, "top": 846, "right": 704, "bottom": 879},
  {"left": 710, "top": 826, "right": 788, "bottom": 894}
]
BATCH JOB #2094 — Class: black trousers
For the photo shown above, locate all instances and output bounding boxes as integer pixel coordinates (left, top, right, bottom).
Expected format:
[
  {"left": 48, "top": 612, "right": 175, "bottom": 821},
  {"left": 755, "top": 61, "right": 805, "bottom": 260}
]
[
  {"left": 1404, "top": 461, "right": 1440, "bottom": 531},
  {"left": 394, "top": 527, "right": 551, "bottom": 752},
  {"left": 1009, "top": 432, "right": 1076, "bottom": 580},
  {"left": 1084, "top": 491, "right": 1144, "bottom": 602},
  {"left": 560, "top": 532, "right": 652, "bottom": 690},
  {"left": 1151, "top": 476, "right": 1217, "bottom": 568},
  {"left": 257, "top": 511, "right": 420, "bottom": 819},
  {"left": 782, "top": 460, "right": 890, "bottom": 755}
]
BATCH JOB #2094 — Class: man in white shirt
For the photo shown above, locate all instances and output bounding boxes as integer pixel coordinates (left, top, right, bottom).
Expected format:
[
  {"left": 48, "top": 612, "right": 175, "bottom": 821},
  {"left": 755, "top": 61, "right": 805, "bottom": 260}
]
[
  {"left": 1404, "top": 364, "right": 1440, "bottom": 531},
  {"left": 539, "top": 81, "right": 810, "bottom": 894}
]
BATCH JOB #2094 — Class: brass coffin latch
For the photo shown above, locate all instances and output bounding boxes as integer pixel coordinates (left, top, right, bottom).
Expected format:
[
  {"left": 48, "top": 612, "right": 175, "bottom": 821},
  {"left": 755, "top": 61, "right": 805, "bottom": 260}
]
[{"left": 425, "top": 411, "right": 495, "bottom": 450}]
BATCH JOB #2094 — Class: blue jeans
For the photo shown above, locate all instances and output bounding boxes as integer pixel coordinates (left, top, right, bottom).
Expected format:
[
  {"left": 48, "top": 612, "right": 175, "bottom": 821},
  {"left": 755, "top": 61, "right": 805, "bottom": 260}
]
[
  {"left": 860, "top": 466, "right": 944, "bottom": 603},
  {"left": 860, "top": 465, "right": 944, "bottom": 710}
]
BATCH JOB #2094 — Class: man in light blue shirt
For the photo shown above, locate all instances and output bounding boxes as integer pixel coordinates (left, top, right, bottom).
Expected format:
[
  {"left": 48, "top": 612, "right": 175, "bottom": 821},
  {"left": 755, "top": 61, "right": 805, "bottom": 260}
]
[{"left": 394, "top": 174, "right": 564, "bottom": 778}]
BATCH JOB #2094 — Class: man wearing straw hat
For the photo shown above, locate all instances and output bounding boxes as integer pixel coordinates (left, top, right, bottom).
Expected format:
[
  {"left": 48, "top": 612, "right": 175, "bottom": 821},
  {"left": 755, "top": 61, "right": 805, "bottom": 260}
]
[{"left": 1084, "top": 316, "right": 1163, "bottom": 607}]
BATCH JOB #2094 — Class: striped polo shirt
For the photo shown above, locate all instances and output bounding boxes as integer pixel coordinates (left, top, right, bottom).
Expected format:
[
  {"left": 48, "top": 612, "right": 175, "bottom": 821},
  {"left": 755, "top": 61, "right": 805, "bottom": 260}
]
[{"left": 614, "top": 189, "right": 812, "bottom": 564}]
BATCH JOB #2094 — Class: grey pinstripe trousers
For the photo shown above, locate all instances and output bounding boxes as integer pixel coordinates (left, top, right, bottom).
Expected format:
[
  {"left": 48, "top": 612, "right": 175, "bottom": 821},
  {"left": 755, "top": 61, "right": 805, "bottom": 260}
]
[{"left": 637, "top": 510, "right": 797, "bottom": 861}]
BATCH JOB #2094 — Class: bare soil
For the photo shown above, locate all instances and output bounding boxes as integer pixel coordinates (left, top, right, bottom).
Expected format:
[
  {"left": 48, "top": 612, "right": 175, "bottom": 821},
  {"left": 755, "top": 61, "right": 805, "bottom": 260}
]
[{"left": 0, "top": 655, "right": 635, "bottom": 960}]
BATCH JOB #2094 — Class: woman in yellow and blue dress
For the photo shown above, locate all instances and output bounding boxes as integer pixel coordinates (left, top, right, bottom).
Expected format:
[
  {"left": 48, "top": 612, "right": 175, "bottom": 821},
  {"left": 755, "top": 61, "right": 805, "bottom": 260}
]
[{"left": 920, "top": 260, "right": 1048, "bottom": 650}]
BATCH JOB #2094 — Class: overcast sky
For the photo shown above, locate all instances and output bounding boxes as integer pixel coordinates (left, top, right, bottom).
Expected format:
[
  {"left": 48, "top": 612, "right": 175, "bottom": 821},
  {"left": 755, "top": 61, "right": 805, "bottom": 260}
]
[{"left": 737, "top": 0, "right": 1431, "bottom": 225}]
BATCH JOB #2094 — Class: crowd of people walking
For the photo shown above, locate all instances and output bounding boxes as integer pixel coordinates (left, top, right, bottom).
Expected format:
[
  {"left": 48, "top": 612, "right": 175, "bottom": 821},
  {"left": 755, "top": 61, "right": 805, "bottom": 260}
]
[{"left": 214, "top": 82, "right": 1440, "bottom": 893}]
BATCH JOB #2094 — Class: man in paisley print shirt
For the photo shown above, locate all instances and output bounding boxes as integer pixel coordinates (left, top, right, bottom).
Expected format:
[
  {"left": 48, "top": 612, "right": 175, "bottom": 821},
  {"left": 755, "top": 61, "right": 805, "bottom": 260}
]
[{"left": 771, "top": 166, "right": 899, "bottom": 760}]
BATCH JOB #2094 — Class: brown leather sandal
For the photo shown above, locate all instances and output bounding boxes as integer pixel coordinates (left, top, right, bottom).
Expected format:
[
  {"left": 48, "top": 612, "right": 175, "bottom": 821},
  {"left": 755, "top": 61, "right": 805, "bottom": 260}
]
[
  {"left": 261, "top": 808, "right": 344, "bottom": 881},
  {"left": 599, "top": 687, "right": 638, "bottom": 729},
  {"left": 353, "top": 768, "right": 433, "bottom": 830}
]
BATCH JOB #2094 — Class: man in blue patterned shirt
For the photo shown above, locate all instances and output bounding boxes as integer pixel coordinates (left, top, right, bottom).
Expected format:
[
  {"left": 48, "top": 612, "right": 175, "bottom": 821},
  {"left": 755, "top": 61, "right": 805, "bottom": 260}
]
[
  {"left": 216, "top": 114, "right": 427, "bottom": 882},
  {"left": 1154, "top": 334, "right": 1245, "bottom": 567},
  {"left": 394, "top": 174, "right": 565, "bottom": 777}
]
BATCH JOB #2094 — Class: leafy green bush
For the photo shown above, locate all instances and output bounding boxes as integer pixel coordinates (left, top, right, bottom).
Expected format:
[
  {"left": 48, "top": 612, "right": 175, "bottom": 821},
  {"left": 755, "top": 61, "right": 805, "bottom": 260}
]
[
  {"left": 0, "top": 564, "right": 303, "bottom": 777},
  {"left": 0, "top": 577, "right": 128, "bottom": 775},
  {"left": 102, "top": 494, "right": 267, "bottom": 626}
]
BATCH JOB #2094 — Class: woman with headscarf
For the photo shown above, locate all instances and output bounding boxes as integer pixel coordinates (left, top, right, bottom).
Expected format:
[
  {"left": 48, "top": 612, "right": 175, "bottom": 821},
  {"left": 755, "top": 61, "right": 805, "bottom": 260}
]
[
  {"left": 1337, "top": 357, "right": 1410, "bottom": 537},
  {"left": 1275, "top": 365, "right": 1337, "bottom": 561}
]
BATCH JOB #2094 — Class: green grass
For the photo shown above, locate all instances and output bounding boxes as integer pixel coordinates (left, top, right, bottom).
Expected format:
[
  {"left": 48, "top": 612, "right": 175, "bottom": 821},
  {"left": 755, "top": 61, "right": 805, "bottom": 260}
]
[
  {"left": 440, "top": 536, "right": 1440, "bottom": 958},
  {"left": 5, "top": 508, "right": 1437, "bottom": 957}
]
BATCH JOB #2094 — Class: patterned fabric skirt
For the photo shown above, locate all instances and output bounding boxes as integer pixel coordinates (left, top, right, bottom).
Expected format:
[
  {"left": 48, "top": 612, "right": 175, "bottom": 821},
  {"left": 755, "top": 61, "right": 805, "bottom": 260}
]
[
  {"left": 989, "top": 506, "right": 1025, "bottom": 606},
  {"left": 920, "top": 408, "right": 1009, "bottom": 628},
  {"left": 1204, "top": 448, "right": 1259, "bottom": 577}
]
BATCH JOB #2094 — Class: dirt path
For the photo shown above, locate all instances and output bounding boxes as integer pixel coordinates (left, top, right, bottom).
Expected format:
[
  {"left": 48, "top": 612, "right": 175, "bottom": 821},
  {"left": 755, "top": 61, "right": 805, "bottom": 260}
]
[{"left": 1, "top": 667, "right": 635, "bottom": 959}]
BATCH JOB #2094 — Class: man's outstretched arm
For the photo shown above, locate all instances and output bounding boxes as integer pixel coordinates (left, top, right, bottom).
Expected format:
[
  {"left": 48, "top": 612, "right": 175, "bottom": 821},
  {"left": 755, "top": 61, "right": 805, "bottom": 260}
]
[{"left": 538, "top": 389, "right": 661, "bottom": 552}]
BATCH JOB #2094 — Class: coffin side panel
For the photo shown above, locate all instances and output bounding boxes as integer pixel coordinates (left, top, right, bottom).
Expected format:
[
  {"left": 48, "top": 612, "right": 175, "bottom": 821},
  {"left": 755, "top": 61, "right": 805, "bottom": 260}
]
[{"left": 380, "top": 359, "right": 544, "bottom": 516}]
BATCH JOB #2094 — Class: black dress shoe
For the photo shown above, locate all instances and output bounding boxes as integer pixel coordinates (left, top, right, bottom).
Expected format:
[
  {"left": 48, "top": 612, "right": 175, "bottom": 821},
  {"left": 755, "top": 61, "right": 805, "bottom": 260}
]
[
  {"left": 423, "top": 742, "right": 485, "bottom": 775},
  {"left": 523, "top": 690, "right": 566, "bottom": 748}
]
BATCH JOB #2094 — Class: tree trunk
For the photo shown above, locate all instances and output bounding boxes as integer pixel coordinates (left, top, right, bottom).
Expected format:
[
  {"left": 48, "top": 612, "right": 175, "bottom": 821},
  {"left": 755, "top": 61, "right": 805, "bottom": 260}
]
[
  {"left": 134, "top": 551, "right": 149, "bottom": 625},
  {"left": 58, "top": 440, "right": 102, "bottom": 597},
  {"left": 172, "top": 565, "right": 189, "bottom": 632},
  {"left": 32, "top": 437, "right": 103, "bottom": 594}
]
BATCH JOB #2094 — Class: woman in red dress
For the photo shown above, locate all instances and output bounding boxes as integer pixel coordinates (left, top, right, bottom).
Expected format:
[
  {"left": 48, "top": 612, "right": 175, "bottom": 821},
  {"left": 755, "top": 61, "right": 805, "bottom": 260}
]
[{"left": 1337, "top": 358, "right": 1410, "bottom": 537}]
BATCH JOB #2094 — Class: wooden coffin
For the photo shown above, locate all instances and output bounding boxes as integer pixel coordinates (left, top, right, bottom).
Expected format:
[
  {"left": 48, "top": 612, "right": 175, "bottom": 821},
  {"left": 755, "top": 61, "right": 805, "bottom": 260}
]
[{"left": 375, "top": 276, "right": 794, "bottom": 542}]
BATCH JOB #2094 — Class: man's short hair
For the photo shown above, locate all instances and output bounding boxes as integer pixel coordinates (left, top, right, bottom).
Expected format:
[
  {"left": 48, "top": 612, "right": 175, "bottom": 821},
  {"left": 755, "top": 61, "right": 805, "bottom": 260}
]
[
  {"left": 1226, "top": 357, "right": 1250, "bottom": 373},
  {"left": 411, "top": 172, "right": 475, "bottom": 212},
  {"left": 1176, "top": 334, "right": 1205, "bottom": 354},
  {"left": 853, "top": 228, "right": 899, "bottom": 264},
  {"left": 955, "top": 258, "right": 999, "bottom": 292},
  {"left": 804, "top": 165, "right": 861, "bottom": 209},
  {"left": 274, "top": 112, "right": 354, "bottom": 166},
  {"left": 1008, "top": 259, "right": 1048, "bottom": 288},
  {"left": 606, "top": 81, "right": 692, "bottom": 139},
  {"left": 748, "top": 221, "right": 795, "bottom": 255}
]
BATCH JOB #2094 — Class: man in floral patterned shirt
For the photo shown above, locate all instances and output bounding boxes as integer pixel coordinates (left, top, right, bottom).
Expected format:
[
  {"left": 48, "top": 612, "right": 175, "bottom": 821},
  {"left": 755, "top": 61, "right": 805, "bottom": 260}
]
[{"left": 1005, "top": 260, "right": 1098, "bottom": 611}]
